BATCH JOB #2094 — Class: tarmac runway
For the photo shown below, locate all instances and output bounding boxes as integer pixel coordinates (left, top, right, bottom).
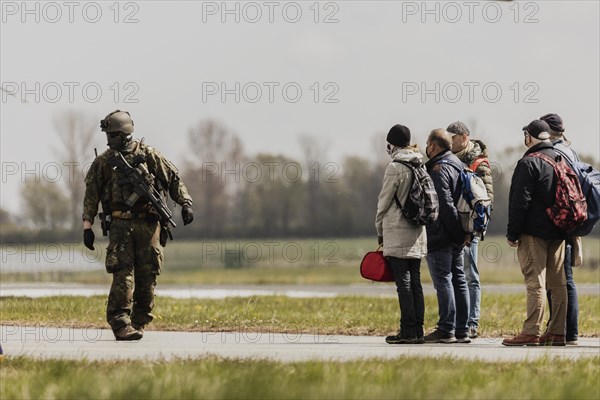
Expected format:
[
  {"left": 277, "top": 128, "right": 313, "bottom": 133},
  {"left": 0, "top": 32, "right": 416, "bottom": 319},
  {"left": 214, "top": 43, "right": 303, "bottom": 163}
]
[{"left": 2, "top": 325, "right": 599, "bottom": 362}]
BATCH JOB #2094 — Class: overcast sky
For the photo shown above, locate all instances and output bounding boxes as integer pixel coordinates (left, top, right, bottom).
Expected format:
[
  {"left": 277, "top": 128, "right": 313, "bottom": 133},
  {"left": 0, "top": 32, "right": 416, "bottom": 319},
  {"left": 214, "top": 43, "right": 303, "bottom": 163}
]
[{"left": 1, "top": 0, "right": 599, "bottom": 214}]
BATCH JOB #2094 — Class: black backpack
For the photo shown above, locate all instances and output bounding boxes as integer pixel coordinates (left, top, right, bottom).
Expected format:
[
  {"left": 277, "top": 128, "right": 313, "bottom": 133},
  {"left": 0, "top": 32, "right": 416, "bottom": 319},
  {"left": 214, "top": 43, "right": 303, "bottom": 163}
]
[{"left": 393, "top": 161, "right": 439, "bottom": 226}]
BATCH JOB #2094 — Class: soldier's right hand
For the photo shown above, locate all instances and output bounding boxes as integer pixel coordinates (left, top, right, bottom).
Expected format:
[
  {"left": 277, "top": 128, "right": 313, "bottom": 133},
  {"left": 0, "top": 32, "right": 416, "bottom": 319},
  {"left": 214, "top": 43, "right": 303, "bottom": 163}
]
[{"left": 83, "top": 228, "right": 95, "bottom": 250}]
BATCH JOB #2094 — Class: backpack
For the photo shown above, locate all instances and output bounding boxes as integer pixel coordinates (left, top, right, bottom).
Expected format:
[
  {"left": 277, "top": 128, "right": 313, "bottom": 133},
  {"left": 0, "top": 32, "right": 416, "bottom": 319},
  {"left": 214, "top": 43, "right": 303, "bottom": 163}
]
[
  {"left": 528, "top": 152, "right": 587, "bottom": 232},
  {"left": 443, "top": 162, "right": 492, "bottom": 239},
  {"left": 552, "top": 148, "right": 600, "bottom": 236},
  {"left": 392, "top": 161, "right": 439, "bottom": 226}
]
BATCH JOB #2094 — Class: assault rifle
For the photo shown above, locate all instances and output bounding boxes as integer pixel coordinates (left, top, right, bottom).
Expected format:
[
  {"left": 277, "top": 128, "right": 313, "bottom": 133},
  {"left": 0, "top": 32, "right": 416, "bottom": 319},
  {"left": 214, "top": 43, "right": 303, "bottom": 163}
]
[{"left": 107, "top": 151, "right": 176, "bottom": 241}]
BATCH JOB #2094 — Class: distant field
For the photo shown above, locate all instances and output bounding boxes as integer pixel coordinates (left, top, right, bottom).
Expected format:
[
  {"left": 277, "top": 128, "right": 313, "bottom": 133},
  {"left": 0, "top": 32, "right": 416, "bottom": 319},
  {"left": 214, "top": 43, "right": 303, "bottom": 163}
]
[
  {"left": 2, "top": 236, "right": 599, "bottom": 285},
  {"left": 2, "top": 356, "right": 599, "bottom": 400},
  {"left": 2, "top": 294, "right": 599, "bottom": 337}
]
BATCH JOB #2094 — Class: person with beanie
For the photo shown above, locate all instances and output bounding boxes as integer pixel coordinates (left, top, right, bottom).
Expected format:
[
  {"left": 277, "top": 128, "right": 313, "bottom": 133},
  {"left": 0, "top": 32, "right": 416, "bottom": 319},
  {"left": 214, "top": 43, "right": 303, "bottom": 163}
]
[
  {"left": 503, "top": 120, "right": 567, "bottom": 347},
  {"left": 540, "top": 113, "right": 580, "bottom": 346},
  {"left": 376, "top": 124, "right": 428, "bottom": 344},
  {"left": 447, "top": 121, "right": 494, "bottom": 339}
]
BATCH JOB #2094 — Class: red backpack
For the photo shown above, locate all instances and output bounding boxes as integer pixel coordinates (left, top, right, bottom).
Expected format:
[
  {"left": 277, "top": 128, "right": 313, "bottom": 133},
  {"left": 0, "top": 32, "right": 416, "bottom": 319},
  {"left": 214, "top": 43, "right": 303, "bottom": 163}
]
[{"left": 528, "top": 152, "right": 587, "bottom": 232}]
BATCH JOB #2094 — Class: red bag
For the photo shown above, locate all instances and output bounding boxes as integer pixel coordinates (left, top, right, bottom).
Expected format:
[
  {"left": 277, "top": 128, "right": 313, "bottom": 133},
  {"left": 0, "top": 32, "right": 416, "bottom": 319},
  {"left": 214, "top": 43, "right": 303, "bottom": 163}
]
[{"left": 360, "top": 248, "right": 394, "bottom": 282}]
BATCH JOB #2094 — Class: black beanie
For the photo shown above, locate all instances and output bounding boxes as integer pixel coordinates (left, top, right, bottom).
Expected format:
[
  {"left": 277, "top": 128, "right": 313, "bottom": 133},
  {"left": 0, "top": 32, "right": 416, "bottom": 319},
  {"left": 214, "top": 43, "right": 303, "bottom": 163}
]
[
  {"left": 387, "top": 124, "right": 411, "bottom": 147},
  {"left": 540, "top": 113, "right": 565, "bottom": 133}
]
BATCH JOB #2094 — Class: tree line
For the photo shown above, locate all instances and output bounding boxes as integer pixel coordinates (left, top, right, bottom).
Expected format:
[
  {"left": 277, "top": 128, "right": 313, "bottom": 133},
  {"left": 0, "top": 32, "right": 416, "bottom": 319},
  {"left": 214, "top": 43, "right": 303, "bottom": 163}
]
[{"left": 1, "top": 111, "right": 598, "bottom": 243}]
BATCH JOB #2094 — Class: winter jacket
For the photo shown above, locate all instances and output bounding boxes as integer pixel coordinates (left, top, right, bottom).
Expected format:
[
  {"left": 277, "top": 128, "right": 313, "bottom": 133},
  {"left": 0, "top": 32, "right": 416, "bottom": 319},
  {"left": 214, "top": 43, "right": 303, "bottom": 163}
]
[
  {"left": 506, "top": 142, "right": 566, "bottom": 242},
  {"left": 425, "top": 150, "right": 465, "bottom": 251},
  {"left": 552, "top": 139, "right": 580, "bottom": 164},
  {"left": 375, "top": 147, "right": 427, "bottom": 259},
  {"left": 455, "top": 139, "right": 494, "bottom": 202}
]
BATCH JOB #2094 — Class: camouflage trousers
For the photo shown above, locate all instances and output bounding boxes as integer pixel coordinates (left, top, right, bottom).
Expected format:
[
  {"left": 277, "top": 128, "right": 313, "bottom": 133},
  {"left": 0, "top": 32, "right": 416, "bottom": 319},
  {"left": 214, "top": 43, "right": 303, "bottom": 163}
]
[{"left": 105, "top": 218, "right": 163, "bottom": 332}]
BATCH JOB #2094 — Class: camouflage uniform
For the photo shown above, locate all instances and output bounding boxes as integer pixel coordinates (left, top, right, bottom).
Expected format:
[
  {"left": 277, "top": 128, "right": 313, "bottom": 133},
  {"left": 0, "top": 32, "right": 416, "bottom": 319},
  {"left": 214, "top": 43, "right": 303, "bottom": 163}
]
[{"left": 83, "top": 140, "right": 192, "bottom": 332}]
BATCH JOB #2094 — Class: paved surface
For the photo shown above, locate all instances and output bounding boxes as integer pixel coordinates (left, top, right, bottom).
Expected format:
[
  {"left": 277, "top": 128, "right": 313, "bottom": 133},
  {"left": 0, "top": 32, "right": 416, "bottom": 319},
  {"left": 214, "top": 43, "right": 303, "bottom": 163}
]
[
  {"left": 2, "top": 325, "right": 599, "bottom": 362},
  {"left": 2, "top": 282, "right": 599, "bottom": 298}
]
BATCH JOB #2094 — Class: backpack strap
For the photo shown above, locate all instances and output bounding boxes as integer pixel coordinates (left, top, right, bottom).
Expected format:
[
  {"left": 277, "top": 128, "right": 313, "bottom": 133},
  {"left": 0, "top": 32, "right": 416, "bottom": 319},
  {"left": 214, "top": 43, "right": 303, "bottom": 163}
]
[
  {"left": 470, "top": 157, "right": 489, "bottom": 173},
  {"left": 527, "top": 151, "right": 559, "bottom": 167},
  {"left": 391, "top": 160, "right": 417, "bottom": 210}
]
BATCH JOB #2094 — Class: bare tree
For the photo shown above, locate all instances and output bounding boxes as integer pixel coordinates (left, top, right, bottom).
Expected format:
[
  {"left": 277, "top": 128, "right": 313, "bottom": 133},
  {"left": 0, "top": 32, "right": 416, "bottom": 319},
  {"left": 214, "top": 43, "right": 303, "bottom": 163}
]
[
  {"left": 21, "top": 178, "right": 70, "bottom": 230},
  {"left": 186, "top": 119, "right": 244, "bottom": 236},
  {"left": 52, "top": 110, "right": 98, "bottom": 230}
]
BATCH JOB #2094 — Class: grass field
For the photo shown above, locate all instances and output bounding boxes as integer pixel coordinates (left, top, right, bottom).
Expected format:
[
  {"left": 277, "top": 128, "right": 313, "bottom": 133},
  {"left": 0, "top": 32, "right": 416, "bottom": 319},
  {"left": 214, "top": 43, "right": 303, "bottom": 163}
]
[
  {"left": 1, "top": 356, "right": 599, "bottom": 399},
  {"left": 1, "top": 294, "right": 599, "bottom": 337},
  {"left": 2, "top": 236, "right": 600, "bottom": 285}
]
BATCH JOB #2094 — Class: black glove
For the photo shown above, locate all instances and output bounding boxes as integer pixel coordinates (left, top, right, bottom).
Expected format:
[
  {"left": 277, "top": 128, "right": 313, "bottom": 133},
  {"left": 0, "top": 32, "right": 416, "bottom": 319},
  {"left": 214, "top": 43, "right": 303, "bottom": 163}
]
[
  {"left": 378, "top": 236, "right": 383, "bottom": 246},
  {"left": 83, "top": 228, "right": 95, "bottom": 250},
  {"left": 182, "top": 205, "right": 194, "bottom": 225}
]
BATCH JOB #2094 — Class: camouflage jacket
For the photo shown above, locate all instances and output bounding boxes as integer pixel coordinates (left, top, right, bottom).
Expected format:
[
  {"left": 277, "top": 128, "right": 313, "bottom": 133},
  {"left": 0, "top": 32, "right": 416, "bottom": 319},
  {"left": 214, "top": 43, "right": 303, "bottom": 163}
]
[
  {"left": 455, "top": 139, "right": 494, "bottom": 202},
  {"left": 82, "top": 140, "right": 192, "bottom": 223}
]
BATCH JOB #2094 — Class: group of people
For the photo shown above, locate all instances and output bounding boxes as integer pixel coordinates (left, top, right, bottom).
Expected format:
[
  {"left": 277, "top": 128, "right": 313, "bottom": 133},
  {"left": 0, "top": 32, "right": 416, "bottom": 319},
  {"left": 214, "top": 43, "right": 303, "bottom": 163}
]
[{"left": 375, "top": 114, "right": 580, "bottom": 346}]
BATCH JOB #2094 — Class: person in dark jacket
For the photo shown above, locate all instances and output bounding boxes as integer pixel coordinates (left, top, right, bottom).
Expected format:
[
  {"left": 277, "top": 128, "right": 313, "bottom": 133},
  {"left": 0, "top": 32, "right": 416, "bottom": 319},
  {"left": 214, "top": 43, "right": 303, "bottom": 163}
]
[
  {"left": 503, "top": 120, "right": 567, "bottom": 347},
  {"left": 541, "top": 113, "right": 580, "bottom": 345},
  {"left": 423, "top": 129, "right": 470, "bottom": 344},
  {"left": 448, "top": 121, "right": 494, "bottom": 339}
]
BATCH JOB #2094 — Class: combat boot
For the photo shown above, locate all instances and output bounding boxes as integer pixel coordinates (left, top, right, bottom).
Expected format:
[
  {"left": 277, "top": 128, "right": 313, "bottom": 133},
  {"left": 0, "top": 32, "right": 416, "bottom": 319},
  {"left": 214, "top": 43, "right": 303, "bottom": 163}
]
[
  {"left": 131, "top": 323, "right": 145, "bottom": 338},
  {"left": 114, "top": 325, "right": 143, "bottom": 341}
]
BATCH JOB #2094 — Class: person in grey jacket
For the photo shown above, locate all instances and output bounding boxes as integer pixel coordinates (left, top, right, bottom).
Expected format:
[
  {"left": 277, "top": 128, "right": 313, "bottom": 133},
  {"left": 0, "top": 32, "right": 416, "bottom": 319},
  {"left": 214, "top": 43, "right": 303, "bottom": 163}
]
[{"left": 376, "top": 124, "right": 428, "bottom": 344}]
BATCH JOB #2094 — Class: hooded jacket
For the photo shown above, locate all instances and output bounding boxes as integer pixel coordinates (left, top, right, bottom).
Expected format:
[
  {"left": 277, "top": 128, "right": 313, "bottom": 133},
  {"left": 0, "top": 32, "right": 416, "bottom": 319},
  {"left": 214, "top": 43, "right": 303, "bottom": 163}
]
[
  {"left": 506, "top": 141, "right": 566, "bottom": 242},
  {"left": 455, "top": 139, "right": 494, "bottom": 202},
  {"left": 425, "top": 150, "right": 465, "bottom": 251},
  {"left": 375, "top": 147, "right": 427, "bottom": 259}
]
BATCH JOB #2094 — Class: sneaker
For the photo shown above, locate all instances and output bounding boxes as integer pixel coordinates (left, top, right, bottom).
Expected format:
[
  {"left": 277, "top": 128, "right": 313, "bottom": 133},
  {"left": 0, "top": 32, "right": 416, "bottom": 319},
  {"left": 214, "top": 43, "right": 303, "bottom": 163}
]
[
  {"left": 385, "top": 334, "right": 423, "bottom": 345},
  {"left": 566, "top": 339, "right": 578, "bottom": 346},
  {"left": 114, "top": 325, "right": 143, "bottom": 341},
  {"left": 456, "top": 335, "right": 472, "bottom": 344},
  {"left": 468, "top": 325, "right": 478, "bottom": 339},
  {"left": 424, "top": 330, "right": 457, "bottom": 343},
  {"left": 539, "top": 333, "right": 566, "bottom": 347},
  {"left": 502, "top": 333, "right": 539, "bottom": 346}
]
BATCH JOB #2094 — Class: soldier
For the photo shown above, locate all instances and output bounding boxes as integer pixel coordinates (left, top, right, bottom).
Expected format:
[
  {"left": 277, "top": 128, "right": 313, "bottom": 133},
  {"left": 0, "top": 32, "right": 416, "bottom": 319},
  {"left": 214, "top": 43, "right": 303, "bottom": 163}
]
[{"left": 82, "top": 110, "right": 194, "bottom": 341}]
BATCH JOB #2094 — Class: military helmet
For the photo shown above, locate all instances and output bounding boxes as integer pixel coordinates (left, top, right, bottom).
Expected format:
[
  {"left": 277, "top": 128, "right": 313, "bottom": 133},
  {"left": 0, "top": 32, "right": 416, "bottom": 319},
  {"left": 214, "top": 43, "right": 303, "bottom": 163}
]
[{"left": 100, "top": 110, "right": 134, "bottom": 134}]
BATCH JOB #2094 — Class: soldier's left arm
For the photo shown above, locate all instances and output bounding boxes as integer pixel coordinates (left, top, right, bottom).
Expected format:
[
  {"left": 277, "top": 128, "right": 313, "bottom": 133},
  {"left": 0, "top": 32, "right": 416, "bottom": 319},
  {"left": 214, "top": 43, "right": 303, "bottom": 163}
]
[{"left": 147, "top": 149, "right": 193, "bottom": 207}]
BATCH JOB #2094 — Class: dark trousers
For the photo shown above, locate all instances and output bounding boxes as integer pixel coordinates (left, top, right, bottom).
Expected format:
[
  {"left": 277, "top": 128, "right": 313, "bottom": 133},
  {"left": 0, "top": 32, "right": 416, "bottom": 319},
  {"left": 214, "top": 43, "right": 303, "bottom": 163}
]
[
  {"left": 388, "top": 257, "right": 425, "bottom": 338},
  {"left": 547, "top": 243, "right": 579, "bottom": 340}
]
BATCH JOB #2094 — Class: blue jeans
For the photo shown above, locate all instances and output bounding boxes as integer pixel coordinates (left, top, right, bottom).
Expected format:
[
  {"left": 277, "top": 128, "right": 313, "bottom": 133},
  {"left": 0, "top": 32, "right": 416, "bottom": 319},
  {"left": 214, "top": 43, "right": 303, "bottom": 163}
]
[
  {"left": 547, "top": 243, "right": 579, "bottom": 340},
  {"left": 464, "top": 236, "right": 481, "bottom": 328},
  {"left": 427, "top": 244, "right": 470, "bottom": 337},
  {"left": 388, "top": 257, "right": 425, "bottom": 338}
]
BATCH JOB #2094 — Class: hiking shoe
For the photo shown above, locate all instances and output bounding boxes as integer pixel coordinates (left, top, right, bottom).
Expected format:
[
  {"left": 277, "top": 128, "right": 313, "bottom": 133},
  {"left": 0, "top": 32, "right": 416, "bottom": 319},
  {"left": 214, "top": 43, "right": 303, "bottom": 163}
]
[
  {"left": 385, "top": 335, "right": 423, "bottom": 345},
  {"left": 566, "top": 339, "right": 578, "bottom": 346},
  {"left": 424, "top": 330, "right": 457, "bottom": 343},
  {"left": 456, "top": 335, "right": 472, "bottom": 344},
  {"left": 502, "top": 333, "right": 539, "bottom": 346},
  {"left": 540, "top": 333, "right": 566, "bottom": 347},
  {"left": 114, "top": 325, "right": 143, "bottom": 341},
  {"left": 468, "top": 325, "right": 478, "bottom": 339}
]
